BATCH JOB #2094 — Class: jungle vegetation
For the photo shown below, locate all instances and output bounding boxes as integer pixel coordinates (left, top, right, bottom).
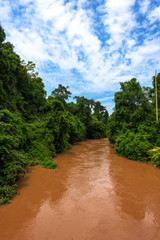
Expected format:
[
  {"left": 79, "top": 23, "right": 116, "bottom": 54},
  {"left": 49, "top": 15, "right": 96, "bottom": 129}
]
[
  {"left": 107, "top": 76, "right": 160, "bottom": 167},
  {"left": 0, "top": 25, "right": 108, "bottom": 204},
  {"left": 1, "top": 23, "right": 160, "bottom": 205}
]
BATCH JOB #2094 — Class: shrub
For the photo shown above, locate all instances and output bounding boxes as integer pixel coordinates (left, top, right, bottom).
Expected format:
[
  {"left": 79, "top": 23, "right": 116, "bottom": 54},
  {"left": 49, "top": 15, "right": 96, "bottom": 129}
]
[
  {"left": 115, "top": 130, "right": 153, "bottom": 161},
  {"left": 0, "top": 185, "right": 18, "bottom": 204},
  {"left": 149, "top": 147, "right": 160, "bottom": 167},
  {"left": 87, "top": 118, "right": 106, "bottom": 139},
  {"left": 43, "top": 160, "right": 57, "bottom": 169}
]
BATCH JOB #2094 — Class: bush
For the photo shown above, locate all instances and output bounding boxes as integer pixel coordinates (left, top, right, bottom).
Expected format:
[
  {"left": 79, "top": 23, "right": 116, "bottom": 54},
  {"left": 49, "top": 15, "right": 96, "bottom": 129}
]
[
  {"left": 87, "top": 118, "right": 106, "bottom": 139},
  {"left": 149, "top": 147, "right": 160, "bottom": 167},
  {"left": 66, "top": 112, "right": 86, "bottom": 143},
  {"left": 115, "top": 130, "right": 153, "bottom": 161},
  {"left": 0, "top": 184, "right": 18, "bottom": 204},
  {"left": 25, "top": 120, "right": 56, "bottom": 161},
  {"left": 0, "top": 110, "right": 27, "bottom": 203},
  {"left": 43, "top": 160, "right": 57, "bottom": 169}
]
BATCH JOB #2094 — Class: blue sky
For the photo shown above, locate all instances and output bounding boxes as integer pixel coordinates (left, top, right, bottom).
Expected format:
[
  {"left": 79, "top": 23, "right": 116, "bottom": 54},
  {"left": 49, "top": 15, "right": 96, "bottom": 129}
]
[{"left": 0, "top": 0, "right": 160, "bottom": 113}]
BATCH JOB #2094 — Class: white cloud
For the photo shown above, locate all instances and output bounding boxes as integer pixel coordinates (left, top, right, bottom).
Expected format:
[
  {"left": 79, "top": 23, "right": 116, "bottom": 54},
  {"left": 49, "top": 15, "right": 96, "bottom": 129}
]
[
  {"left": 0, "top": 0, "right": 12, "bottom": 24},
  {"left": 140, "top": 0, "right": 150, "bottom": 14},
  {"left": 19, "top": 0, "right": 33, "bottom": 5},
  {"left": 148, "top": 5, "right": 160, "bottom": 23},
  {"left": 0, "top": 0, "right": 160, "bottom": 103},
  {"left": 103, "top": 0, "right": 136, "bottom": 47},
  {"left": 127, "top": 39, "right": 136, "bottom": 48},
  {"left": 126, "top": 38, "right": 160, "bottom": 66},
  {"left": 36, "top": 0, "right": 66, "bottom": 22},
  {"left": 96, "top": 96, "right": 114, "bottom": 102},
  {"left": 7, "top": 28, "right": 49, "bottom": 62}
]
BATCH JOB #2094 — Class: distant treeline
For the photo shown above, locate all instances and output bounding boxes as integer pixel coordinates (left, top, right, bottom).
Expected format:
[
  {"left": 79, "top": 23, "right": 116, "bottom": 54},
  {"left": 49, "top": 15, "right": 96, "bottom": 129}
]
[
  {"left": 0, "top": 25, "right": 109, "bottom": 204},
  {"left": 107, "top": 76, "right": 160, "bottom": 167}
]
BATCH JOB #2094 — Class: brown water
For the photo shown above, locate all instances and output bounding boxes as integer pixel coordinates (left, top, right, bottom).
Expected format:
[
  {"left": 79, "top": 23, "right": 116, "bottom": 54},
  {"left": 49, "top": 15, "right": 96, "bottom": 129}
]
[{"left": 1, "top": 139, "right": 160, "bottom": 240}]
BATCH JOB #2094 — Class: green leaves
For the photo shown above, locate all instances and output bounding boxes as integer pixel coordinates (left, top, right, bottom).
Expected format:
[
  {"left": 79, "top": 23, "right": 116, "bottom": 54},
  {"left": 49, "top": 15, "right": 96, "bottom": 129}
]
[
  {"left": 115, "top": 130, "right": 152, "bottom": 161},
  {"left": 0, "top": 25, "right": 109, "bottom": 204},
  {"left": 149, "top": 147, "right": 160, "bottom": 167},
  {"left": 87, "top": 117, "right": 106, "bottom": 139},
  {"left": 0, "top": 185, "right": 17, "bottom": 204},
  {"left": 114, "top": 78, "right": 150, "bottom": 125},
  {"left": 0, "top": 110, "right": 27, "bottom": 203},
  {"left": 66, "top": 112, "right": 86, "bottom": 143},
  {"left": 43, "top": 160, "right": 57, "bottom": 169},
  {"left": 51, "top": 84, "right": 71, "bottom": 105},
  {"left": 107, "top": 77, "right": 160, "bottom": 164},
  {"left": 0, "top": 25, "right": 5, "bottom": 45}
]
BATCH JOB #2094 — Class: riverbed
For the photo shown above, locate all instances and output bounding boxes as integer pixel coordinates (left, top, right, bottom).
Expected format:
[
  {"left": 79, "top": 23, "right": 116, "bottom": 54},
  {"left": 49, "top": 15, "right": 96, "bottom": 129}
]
[{"left": 0, "top": 138, "right": 160, "bottom": 240}]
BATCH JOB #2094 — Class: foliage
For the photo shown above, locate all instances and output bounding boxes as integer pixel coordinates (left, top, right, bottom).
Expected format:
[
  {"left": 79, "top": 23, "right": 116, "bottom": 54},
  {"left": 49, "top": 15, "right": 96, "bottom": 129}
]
[
  {"left": 115, "top": 130, "right": 153, "bottom": 161},
  {"left": 66, "top": 112, "right": 86, "bottom": 143},
  {"left": 51, "top": 84, "right": 71, "bottom": 105},
  {"left": 73, "top": 96, "right": 92, "bottom": 126},
  {"left": 69, "top": 96, "right": 108, "bottom": 139},
  {"left": 0, "top": 110, "right": 27, "bottom": 203},
  {"left": 114, "top": 78, "right": 151, "bottom": 128},
  {"left": 0, "top": 185, "right": 18, "bottom": 204},
  {"left": 0, "top": 25, "right": 109, "bottom": 204},
  {"left": 44, "top": 99, "right": 71, "bottom": 153},
  {"left": 43, "top": 160, "right": 57, "bottom": 169},
  {"left": 106, "top": 112, "right": 119, "bottom": 144},
  {"left": 149, "top": 147, "right": 160, "bottom": 167},
  {"left": 93, "top": 101, "right": 108, "bottom": 124},
  {"left": 87, "top": 117, "right": 106, "bottom": 139},
  {"left": 107, "top": 76, "right": 160, "bottom": 165}
]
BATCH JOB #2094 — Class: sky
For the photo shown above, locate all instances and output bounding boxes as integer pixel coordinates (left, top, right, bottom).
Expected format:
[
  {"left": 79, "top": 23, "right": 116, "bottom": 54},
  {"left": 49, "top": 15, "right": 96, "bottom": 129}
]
[{"left": 0, "top": 0, "right": 160, "bottom": 113}]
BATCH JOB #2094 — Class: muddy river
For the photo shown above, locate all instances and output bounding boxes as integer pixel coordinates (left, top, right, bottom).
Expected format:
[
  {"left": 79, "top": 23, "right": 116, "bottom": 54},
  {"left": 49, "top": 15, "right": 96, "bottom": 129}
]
[{"left": 0, "top": 139, "right": 160, "bottom": 240}]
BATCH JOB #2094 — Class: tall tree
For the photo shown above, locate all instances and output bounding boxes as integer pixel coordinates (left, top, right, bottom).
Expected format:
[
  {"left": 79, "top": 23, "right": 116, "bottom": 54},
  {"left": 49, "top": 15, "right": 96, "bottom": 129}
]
[
  {"left": 114, "top": 78, "right": 151, "bottom": 127},
  {"left": 51, "top": 84, "right": 71, "bottom": 105},
  {"left": 73, "top": 96, "right": 92, "bottom": 126}
]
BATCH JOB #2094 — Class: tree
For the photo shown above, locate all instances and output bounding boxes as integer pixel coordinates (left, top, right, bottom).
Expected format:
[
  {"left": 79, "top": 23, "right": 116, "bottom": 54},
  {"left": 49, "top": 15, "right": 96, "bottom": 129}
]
[
  {"left": 88, "top": 99, "right": 95, "bottom": 110},
  {"left": 0, "top": 25, "right": 5, "bottom": 46},
  {"left": 93, "top": 101, "right": 108, "bottom": 123},
  {"left": 51, "top": 84, "right": 71, "bottom": 105},
  {"left": 149, "top": 73, "right": 160, "bottom": 119},
  {"left": 0, "top": 37, "right": 21, "bottom": 110},
  {"left": 114, "top": 78, "right": 151, "bottom": 128},
  {"left": 0, "top": 25, "right": 111, "bottom": 204},
  {"left": 73, "top": 96, "right": 92, "bottom": 127}
]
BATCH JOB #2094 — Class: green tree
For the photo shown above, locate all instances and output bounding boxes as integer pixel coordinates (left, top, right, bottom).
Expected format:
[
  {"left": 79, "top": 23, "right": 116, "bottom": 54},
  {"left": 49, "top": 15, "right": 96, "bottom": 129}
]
[
  {"left": 0, "top": 110, "right": 27, "bottom": 204},
  {"left": 0, "top": 25, "right": 111, "bottom": 204},
  {"left": 0, "top": 25, "right": 5, "bottom": 46},
  {"left": 114, "top": 78, "right": 151, "bottom": 129},
  {"left": 107, "top": 77, "right": 158, "bottom": 162},
  {"left": 73, "top": 96, "right": 92, "bottom": 128},
  {"left": 0, "top": 39, "right": 21, "bottom": 110},
  {"left": 51, "top": 84, "right": 71, "bottom": 105},
  {"left": 93, "top": 101, "right": 108, "bottom": 123}
]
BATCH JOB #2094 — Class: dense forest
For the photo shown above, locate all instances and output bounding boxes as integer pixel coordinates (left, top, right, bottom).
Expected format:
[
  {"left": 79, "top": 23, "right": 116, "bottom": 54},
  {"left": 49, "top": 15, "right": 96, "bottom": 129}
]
[
  {"left": 0, "top": 25, "right": 108, "bottom": 204},
  {"left": 1, "top": 23, "right": 160, "bottom": 205},
  {"left": 107, "top": 76, "right": 160, "bottom": 167}
]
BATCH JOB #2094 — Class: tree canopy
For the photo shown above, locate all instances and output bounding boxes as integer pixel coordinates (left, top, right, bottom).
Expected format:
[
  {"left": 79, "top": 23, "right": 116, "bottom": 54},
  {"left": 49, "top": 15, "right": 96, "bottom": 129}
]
[
  {"left": 0, "top": 25, "right": 108, "bottom": 204},
  {"left": 107, "top": 77, "right": 160, "bottom": 164}
]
